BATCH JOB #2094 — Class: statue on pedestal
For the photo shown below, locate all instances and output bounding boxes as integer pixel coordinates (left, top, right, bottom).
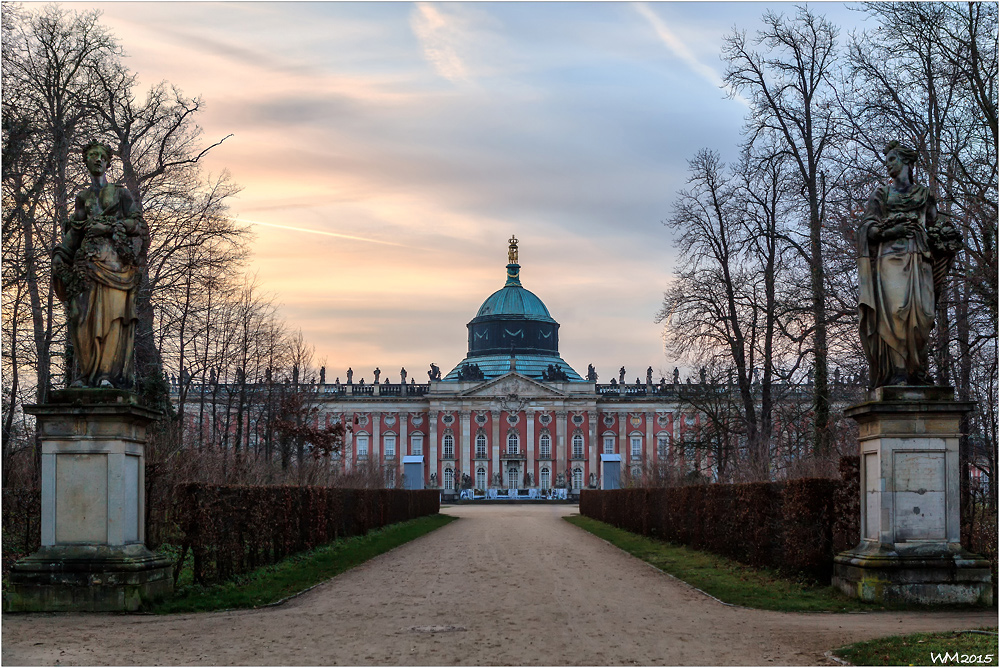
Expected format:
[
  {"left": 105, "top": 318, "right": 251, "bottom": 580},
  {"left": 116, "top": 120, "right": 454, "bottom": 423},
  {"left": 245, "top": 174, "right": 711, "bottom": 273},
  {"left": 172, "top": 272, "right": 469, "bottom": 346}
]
[
  {"left": 52, "top": 141, "right": 144, "bottom": 389},
  {"left": 858, "top": 141, "right": 962, "bottom": 388}
]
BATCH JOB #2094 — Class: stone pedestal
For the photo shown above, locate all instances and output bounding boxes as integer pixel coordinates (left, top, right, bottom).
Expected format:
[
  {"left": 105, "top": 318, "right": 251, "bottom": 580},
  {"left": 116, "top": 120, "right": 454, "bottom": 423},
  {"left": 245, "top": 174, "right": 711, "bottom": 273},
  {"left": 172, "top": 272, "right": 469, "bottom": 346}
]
[
  {"left": 832, "top": 386, "right": 992, "bottom": 605},
  {"left": 6, "top": 390, "right": 172, "bottom": 612}
]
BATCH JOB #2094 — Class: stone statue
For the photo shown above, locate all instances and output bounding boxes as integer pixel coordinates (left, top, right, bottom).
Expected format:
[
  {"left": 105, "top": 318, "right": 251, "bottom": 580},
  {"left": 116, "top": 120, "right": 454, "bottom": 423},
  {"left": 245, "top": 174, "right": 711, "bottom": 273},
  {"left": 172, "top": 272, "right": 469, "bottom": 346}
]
[
  {"left": 428, "top": 363, "right": 441, "bottom": 381},
  {"left": 373, "top": 367, "right": 381, "bottom": 384},
  {"left": 699, "top": 367, "right": 707, "bottom": 384},
  {"left": 52, "top": 141, "right": 144, "bottom": 389},
  {"left": 400, "top": 367, "right": 407, "bottom": 385},
  {"left": 646, "top": 366, "right": 653, "bottom": 385},
  {"left": 347, "top": 367, "right": 353, "bottom": 384},
  {"left": 319, "top": 366, "right": 325, "bottom": 384},
  {"left": 429, "top": 473, "right": 437, "bottom": 487},
  {"left": 673, "top": 367, "right": 680, "bottom": 385},
  {"left": 619, "top": 366, "right": 626, "bottom": 384},
  {"left": 858, "top": 141, "right": 962, "bottom": 388},
  {"left": 586, "top": 364, "right": 598, "bottom": 382}
]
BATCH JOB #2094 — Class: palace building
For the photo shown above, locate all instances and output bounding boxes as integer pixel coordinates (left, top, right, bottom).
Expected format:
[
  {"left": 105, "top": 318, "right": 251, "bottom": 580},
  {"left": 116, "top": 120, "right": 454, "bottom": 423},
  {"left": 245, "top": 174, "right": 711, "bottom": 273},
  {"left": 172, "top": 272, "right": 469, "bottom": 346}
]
[
  {"left": 174, "top": 237, "right": 702, "bottom": 496},
  {"left": 303, "top": 236, "right": 698, "bottom": 496}
]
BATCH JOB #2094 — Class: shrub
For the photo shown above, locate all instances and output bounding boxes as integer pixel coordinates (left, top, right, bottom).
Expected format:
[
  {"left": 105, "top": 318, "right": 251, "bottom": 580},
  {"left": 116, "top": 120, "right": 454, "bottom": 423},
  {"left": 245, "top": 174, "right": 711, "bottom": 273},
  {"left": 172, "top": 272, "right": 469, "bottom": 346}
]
[
  {"left": 172, "top": 485, "right": 439, "bottom": 585},
  {"left": 579, "top": 469, "right": 855, "bottom": 583}
]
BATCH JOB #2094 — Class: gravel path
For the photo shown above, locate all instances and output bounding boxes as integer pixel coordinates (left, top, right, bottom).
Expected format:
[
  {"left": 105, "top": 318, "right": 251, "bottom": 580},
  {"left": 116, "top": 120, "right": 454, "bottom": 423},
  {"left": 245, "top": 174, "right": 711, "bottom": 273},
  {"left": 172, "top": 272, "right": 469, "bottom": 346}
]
[{"left": 2, "top": 504, "right": 994, "bottom": 666}]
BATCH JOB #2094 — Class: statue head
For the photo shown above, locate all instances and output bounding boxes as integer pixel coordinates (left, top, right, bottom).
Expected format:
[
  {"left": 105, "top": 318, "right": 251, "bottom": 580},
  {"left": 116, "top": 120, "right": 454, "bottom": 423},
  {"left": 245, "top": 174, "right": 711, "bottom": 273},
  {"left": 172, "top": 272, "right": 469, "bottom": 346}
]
[
  {"left": 883, "top": 141, "right": 918, "bottom": 181},
  {"left": 82, "top": 141, "right": 113, "bottom": 176}
]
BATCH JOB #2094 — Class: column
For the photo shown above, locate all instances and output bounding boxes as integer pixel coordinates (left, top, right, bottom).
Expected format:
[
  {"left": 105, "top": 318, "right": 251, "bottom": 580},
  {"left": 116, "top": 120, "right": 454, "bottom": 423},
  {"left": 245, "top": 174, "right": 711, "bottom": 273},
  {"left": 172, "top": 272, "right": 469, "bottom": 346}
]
[
  {"left": 491, "top": 410, "right": 501, "bottom": 486},
  {"left": 429, "top": 410, "right": 439, "bottom": 487},
  {"left": 372, "top": 413, "right": 381, "bottom": 465},
  {"left": 555, "top": 410, "right": 567, "bottom": 483},
  {"left": 460, "top": 411, "right": 471, "bottom": 484},
  {"left": 618, "top": 410, "right": 628, "bottom": 465},
  {"left": 399, "top": 412, "right": 409, "bottom": 453},
  {"left": 345, "top": 413, "right": 354, "bottom": 472},
  {"left": 588, "top": 408, "right": 598, "bottom": 484},
  {"left": 526, "top": 409, "right": 535, "bottom": 487},
  {"left": 645, "top": 410, "right": 654, "bottom": 464}
]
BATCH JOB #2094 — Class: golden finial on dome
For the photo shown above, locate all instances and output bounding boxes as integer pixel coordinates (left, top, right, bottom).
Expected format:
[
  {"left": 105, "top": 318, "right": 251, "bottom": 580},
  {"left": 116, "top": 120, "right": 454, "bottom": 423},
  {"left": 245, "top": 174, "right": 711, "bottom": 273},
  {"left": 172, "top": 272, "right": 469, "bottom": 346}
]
[{"left": 508, "top": 234, "right": 518, "bottom": 264}]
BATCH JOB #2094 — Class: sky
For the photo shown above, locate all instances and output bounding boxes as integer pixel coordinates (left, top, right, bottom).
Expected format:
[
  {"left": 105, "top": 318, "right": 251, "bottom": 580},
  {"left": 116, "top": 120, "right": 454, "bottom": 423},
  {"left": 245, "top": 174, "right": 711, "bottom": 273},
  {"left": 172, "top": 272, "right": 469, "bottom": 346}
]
[{"left": 81, "top": 1, "right": 870, "bottom": 384}]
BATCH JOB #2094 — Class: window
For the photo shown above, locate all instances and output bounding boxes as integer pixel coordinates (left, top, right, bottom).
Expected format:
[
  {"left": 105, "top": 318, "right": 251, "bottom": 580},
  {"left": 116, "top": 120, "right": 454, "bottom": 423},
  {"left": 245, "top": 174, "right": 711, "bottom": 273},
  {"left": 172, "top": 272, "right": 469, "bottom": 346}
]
[
  {"left": 572, "top": 467, "right": 583, "bottom": 489},
  {"left": 444, "top": 467, "right": 454, "bottom": 490},
  {"left": 507, "top": 431, "right": 519, "bottom": 455},
  {"left": 475, "top": 431, "right": 487, "bottom": 458},
  {"left": 540, "top": 467, "right": 550, "bottom": 490},
  {"left": 411, "top": 435, "right": 423, "bottom": 456},
  {"left": 572, "top": 432, "right": 584, "bottom": 458},
  {"left": 631, "top": 435, "right": 642, "bottom": 458},
  {"left": 539, "top": 432, "right": 551, "bottom": 458},
  {"left": 603, "top": 435, "right": 615, "bottom": 455},
  {"left": 476, "top": 467, "right": 486, "bottom": 490},
  {"left": 657, "top": 434, "right": 669, "bottom": 458},
  {"left": 507, "top": 467, "right": 520, "bottom": 489},
  {"left": 384, "top": 435, "right": 396, "bottom": 458},
  {"left": 356, "top": 435, "right": 369, "bottom": 459},
  {"left": 385, "top": 467, "right": 396, "bottom": 487},
  {"left": 631, "top": 466, "right": 642, "bottom": 479},
  {"left": 442, "top": 432, "right": 455, "bottom": 458}
]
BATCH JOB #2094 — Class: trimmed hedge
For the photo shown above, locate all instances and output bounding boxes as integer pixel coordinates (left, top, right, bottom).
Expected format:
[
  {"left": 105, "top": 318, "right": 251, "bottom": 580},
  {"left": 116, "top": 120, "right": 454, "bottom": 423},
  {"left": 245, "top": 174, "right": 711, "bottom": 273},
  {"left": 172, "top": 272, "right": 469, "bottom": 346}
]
[
  {"left": 580, "top": 469, "right": 860, "bottom": 582},
  {"left": 1, "top": 488, "right": 41, "bottom": 579},
  {"left": 173, "top": 485, "right": 440, "bottom": 585}
]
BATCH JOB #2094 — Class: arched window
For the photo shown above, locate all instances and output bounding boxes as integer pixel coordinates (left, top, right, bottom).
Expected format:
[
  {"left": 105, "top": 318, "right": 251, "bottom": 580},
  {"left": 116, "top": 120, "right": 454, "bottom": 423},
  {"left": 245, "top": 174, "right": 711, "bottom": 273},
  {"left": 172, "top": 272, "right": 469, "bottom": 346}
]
[
  {"left": 444, "top": 467, "right": 454, "bottom": 490},
  {"left": 539, "top": 431, "right": 551, "bottom": 458},
  {"left": 356, "top": 435, "right": 369, "bottom": 459},
  {"left": 572, "top": 432, "right": 584, "bottom": 458},
  {"left": 540, "top": 467, "right": 550, "bottom": 490},
  {"left": 384, "top": 434, "right": 396, "bottom": 458},
  {"left": 572, "top": 467, "right": 583, "bottom": 489},
  {"left": 656, "top": 433, "right": 669, "bottom": 458},
  {"left": 385, "top": 466, "right": 396, "bottom": 487},
  {"left": 475, "top": 431, "right": 487, "bottom": 458},
  {"left": 506, "top": 430, "right": 519, "bottom": 455},
  {"left": 507, "top": 466, "right": 520, "bottom": 489},
  {"left": 603, "top": 434, "right": 615, "bottom": 454},
  {"left": 476, "top": 466, "right": 486, "bottom": 490},
  {"left": 442, "top": 432, "right": 455, "bottom": 458},
  {"left": 411, "top": 434, "right": 423, "bottom": 456},
  {"left": 630, "top": 433, "right": 643, "bottom": 458}
]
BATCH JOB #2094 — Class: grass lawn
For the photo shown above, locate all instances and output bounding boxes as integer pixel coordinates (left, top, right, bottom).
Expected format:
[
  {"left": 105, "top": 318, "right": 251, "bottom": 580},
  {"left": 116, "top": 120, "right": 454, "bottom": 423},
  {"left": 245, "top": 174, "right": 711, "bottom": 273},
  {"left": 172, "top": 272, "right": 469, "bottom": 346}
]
[
  {"left": 834, "top": 630, "right": 999, "bottom": 666},
  {"left": 565, "top": 515, "right": 963, "bottom": 613},
  {"left": 150, "top": 513, "right": 456, "bottom": 614}
]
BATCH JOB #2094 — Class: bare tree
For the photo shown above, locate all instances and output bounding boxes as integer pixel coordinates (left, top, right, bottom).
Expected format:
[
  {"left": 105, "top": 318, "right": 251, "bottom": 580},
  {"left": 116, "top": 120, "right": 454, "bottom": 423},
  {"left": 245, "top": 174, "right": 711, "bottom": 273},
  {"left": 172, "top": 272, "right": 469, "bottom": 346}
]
[{"left": 722, "top": 6, "right": 842, "bottom": 456}]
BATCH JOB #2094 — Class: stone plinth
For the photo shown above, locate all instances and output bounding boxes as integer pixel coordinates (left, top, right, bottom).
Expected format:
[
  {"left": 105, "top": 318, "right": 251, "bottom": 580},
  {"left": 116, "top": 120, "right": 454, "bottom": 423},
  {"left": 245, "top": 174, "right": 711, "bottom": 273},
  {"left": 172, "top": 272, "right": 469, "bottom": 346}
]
[
  {"left": 832, "top": 386, "right": 992, "bottom": 605},
  {"left": 6, "top": 390, "right": 172, "bottom": 612}
]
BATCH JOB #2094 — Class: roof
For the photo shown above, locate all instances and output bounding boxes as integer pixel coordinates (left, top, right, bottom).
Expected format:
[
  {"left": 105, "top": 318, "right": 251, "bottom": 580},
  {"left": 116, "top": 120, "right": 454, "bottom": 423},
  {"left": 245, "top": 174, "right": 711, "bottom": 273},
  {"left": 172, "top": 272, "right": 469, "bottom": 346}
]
[
  {"left": 443, "top": 353, "right": 584, "bottom": 382},
  {"left": 473, "top": 263, "right": 555, "bottom": 323}
]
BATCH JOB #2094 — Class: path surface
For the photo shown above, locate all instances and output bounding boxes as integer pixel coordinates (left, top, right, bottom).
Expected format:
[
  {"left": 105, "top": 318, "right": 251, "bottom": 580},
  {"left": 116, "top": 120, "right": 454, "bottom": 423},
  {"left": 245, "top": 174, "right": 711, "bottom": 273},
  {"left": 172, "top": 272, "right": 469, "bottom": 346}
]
[{"left": 2, "top": 505, "right": 994, "bottom": 666}]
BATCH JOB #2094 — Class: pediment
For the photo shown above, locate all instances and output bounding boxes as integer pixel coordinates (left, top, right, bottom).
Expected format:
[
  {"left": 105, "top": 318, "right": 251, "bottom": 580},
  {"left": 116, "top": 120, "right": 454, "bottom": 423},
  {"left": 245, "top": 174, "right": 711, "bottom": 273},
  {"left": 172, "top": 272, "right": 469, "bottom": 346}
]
[{"left": 458, "top": 372, "right": 566, "bottom": 400}]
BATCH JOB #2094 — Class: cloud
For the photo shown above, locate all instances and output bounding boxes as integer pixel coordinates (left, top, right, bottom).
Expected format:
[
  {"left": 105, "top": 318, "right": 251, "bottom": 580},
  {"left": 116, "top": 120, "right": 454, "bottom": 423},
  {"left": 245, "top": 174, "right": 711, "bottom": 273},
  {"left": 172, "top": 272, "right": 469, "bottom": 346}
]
[
  {"left": 632, "top": 2, "right": 750, "bottom": 108},
  {"left": 410, "top": 2, "right": 471, "bottom": 83}
]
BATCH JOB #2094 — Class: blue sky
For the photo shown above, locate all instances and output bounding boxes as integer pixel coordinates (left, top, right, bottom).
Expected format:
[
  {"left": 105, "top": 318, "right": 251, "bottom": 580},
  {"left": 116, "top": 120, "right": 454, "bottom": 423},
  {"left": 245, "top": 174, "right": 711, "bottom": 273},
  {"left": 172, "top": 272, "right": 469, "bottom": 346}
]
[{"left": 84, "top": 1, "right": 870, "bottom": 383}]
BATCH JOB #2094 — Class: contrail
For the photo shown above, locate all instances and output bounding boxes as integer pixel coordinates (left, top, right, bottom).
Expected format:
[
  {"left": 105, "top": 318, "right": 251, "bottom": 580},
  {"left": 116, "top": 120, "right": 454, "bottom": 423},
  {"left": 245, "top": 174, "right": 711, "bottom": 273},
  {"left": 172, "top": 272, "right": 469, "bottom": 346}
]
[{"left": 235, "top": 217, "right": 410, "bottom": 248}]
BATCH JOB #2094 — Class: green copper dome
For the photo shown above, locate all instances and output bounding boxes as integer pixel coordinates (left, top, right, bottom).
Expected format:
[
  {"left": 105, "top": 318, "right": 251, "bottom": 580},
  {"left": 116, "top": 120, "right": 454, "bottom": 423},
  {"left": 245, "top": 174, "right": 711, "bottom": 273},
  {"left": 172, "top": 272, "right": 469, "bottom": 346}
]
[
  {"left": 475, "top": 281, "right": 556, "bottom": 322},
  {"left": 443, "top": 235, "right": 583, "bottom": 381}
]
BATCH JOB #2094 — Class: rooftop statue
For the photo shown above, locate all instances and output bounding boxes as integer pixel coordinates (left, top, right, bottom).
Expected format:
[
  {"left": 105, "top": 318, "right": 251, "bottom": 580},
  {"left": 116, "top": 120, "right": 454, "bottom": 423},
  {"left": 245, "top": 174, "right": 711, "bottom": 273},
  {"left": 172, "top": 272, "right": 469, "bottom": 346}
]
[
  {"left": 858, "top": 141, "right": 962, "bottom": 388},
  {"left": 52, "top": 141, "right": 144, "bottom": 389}
]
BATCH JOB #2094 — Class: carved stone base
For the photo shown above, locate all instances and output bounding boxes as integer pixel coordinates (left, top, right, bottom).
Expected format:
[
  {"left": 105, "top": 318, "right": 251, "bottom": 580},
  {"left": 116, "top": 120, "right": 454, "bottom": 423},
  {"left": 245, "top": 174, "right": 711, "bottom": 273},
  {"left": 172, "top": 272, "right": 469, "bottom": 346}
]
[
  {"left": 833, "top": 541, "right": 993, "bottom": 605},
  {"left": 5, "top": 544, "right": 172, "bottom": 612}
]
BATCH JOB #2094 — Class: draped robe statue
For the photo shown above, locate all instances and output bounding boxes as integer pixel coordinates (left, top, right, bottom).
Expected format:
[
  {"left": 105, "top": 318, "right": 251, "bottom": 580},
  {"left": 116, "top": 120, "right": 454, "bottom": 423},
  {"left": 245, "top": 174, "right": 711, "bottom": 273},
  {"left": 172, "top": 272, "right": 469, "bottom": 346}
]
[
  {"left": 858, "top": 142, "right": 962, "bottom": 388},
  {"left": 53, "top": 142, "right": 143, "bottom": 389}
]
